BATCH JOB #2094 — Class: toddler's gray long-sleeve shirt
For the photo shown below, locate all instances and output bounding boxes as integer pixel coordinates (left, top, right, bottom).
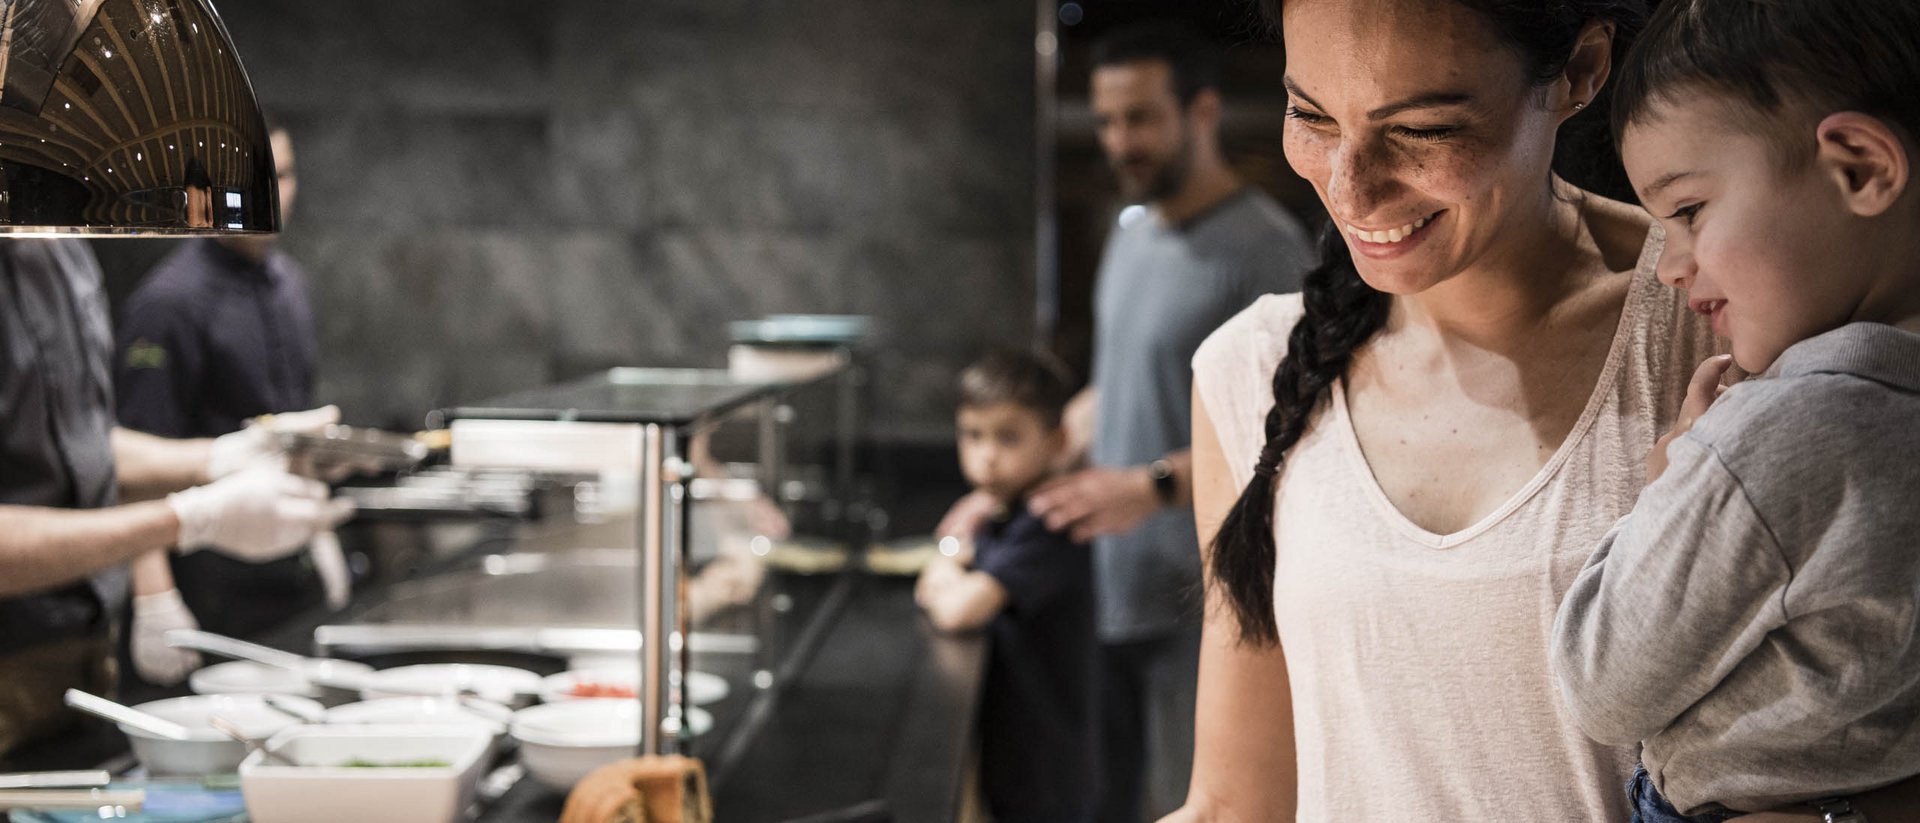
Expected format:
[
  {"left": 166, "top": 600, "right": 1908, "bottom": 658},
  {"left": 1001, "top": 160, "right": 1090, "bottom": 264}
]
[{"left": 1552, "top": 322, "right": 1920, "bottom": 814}]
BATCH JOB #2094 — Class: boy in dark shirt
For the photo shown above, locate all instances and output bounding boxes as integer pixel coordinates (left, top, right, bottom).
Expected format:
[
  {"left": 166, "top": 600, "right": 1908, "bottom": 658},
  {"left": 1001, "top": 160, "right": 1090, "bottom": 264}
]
[{"left": 915, "top": 349, "right": 1096, "bottom": 823}]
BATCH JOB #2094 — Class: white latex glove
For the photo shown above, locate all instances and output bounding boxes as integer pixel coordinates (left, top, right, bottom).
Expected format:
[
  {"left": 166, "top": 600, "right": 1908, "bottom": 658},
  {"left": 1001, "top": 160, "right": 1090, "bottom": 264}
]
[
  {"left": 309, "top": 530, "right": 351, "bottom": 610},
  {"left": 167, "top": 466, "right": 355, "bottom": 562},
  {"left": 206, "top": 405, "right": 341, "bottom": 479},
  {"left": 130, "top": 588, "right": 204, "bottom": 686}
]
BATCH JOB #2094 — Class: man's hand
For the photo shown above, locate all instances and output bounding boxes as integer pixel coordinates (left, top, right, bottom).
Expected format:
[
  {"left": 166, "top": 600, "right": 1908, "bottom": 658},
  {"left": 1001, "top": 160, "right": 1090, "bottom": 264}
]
[
  {"left": 1647, "top": 355, "right": 1735, "bottom": 483},
  {"left": 207, "top": 405, "right": 341, "bottom": 479},
  {"left": 1030, "top": 465, "right": 1161, "bottom": 543},
  {"left": 130, "top": 588, "right": 204, "bottom": 685},
  {"left": 935, "top": 489, "right": 1002, "bottom": 542},
  {"left": 167, "top": 466, "right": 355, "bottom": 562}
]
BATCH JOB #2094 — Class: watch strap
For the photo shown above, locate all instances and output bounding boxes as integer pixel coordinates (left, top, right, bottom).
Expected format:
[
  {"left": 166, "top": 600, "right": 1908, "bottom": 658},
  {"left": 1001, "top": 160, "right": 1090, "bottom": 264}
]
[
  {"left": 1811, "top": 797, "right": 1866, "bottom": 823},
  {"left": 1148, "top": 458, "right": 1176, "bottom": 503}
]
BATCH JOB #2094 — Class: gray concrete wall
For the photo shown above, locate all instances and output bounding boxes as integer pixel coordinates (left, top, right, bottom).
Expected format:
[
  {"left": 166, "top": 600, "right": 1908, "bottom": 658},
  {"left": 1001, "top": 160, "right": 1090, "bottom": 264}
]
[{"left": 103, "top": 1, "right": 1036, "bottom": 441}]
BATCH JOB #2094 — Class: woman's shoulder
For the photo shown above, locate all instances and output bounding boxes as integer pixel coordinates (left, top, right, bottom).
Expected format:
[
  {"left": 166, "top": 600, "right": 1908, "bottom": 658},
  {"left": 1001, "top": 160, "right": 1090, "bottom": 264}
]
[
  {"left": 1194, "top": 292, "right": 1305, "bottom": 378},
  {"left": 1193, "top": 294, "right": 1304, "bottom": 482},
  {"left": 1579, "top": 190, "right": 1656, "bottom": 273}
]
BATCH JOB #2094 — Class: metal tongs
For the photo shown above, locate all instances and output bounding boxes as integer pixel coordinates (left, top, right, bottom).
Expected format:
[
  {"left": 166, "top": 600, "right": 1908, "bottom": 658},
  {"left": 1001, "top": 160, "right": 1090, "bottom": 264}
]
[{"left": 0, "top": 772, "right": 143, "bottom": 813}]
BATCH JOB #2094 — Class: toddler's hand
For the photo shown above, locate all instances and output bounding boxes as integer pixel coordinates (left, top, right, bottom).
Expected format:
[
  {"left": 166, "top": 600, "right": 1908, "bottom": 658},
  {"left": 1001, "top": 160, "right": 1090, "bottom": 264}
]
[
  {"left": 914, "top": 555, "right": 966, "bottom": 609},
  {"left": 1648, "top": 355, "right": 1735, "bottom": 483},
  {"left": 935, "top": 489, "right": 1000, "bottom": 542}
]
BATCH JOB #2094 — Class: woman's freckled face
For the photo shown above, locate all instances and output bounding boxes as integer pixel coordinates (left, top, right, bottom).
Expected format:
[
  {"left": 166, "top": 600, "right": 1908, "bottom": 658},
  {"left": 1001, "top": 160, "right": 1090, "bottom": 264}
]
[{"left": 1280, "top": 0, "right": 1570, "bottom": 294}]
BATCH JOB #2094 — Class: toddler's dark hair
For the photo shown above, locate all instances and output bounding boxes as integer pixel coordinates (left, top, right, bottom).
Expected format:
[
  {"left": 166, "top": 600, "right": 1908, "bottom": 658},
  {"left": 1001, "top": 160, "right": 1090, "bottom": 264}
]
[
  {"left": 1613, "top": 0, "right": 1920, "bottom": 166},
  {"left": 957, "top": 349, "right": 1075, "bottom": 429}
]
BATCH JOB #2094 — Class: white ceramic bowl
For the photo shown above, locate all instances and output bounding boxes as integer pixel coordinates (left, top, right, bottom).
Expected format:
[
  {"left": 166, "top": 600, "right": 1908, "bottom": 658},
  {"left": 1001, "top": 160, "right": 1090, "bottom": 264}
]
[
  {"left": 122, "top": 694, "right": 325, "bottom": 776},
  {"left": 509, "top": 700, "right": 713, "bottom": 791},
  {"left": 358, "top": 664, "right": 541, "bottom": 707},
  {"left": 324, "top": 696, "right": 512, "bottom": 753},
  {"left": 190, "top": 659, "right": 375, "bottom": 702},
  {"left": 240, "top": 724, "right": 491, "bottom": 823},
  {"left": 538, "top": 666, "right": 730, "bottom": 706},
  {"left": 324, "top": 696, "right": 511, "bottom": 732}
]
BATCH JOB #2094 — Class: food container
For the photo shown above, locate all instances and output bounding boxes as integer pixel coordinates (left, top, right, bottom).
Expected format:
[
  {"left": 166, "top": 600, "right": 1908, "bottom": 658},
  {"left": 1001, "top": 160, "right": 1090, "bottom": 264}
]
[
  {"left": 509, "top": 700, "right": 712, "bottom": 792},
  {"left": 238, "top": 724, "right": 491, "bottom": 823},
  {"left": 323, "top": 696, "right": 512, "bottom": 754},
  {"left": 189, "top": 660, "right": 375, "bottom": 706},
  {"left": 538, "top": 666, "right": 730, "bottom": 706},
  {"left": 357, "top": 664, "right": 541, "bottom": 708},
  {"left": 121, "top": 695, "right": 324, "bottom": 776}
]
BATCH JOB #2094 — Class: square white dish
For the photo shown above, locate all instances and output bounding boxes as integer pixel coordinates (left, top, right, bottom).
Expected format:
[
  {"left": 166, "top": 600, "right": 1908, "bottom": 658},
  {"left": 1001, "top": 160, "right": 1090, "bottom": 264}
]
[{"left": 238, "top": 724, "right": 491, "bottom": 823}]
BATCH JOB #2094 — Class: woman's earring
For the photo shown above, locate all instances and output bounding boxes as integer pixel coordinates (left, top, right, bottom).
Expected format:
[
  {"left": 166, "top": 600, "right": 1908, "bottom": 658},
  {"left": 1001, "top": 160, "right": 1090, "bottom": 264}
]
[{"left": 1573, "top": 101, "right": 1589, "bottom": 111}]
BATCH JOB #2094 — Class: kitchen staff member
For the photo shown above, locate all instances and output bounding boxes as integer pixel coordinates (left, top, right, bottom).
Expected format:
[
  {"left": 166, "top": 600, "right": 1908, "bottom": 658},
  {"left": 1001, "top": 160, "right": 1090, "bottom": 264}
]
[
  {"left": 940, "top": 22, "right": 1312, "bottom": 821},
  {"left": 115, "top": 124, "right": 336, "bottom": 660},
  {"left": 0, "top": 238, "right": 350, "bottom": 760}
]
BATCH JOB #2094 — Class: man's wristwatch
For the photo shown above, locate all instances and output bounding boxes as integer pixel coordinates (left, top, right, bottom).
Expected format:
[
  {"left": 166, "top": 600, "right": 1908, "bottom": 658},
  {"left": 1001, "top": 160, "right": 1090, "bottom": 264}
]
[
  {"left": 1811, "top": 797, "right": 1866, "bottom": 823},
  {"left": 1148, "top": 458, "right": 1177, "bottom": 504}
]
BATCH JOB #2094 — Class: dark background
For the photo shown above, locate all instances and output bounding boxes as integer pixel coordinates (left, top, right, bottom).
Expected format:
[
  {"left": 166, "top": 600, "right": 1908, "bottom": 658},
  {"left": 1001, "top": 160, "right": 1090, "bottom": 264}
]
[{"left": 90, "top": 0, "right": 1322, "bottom": 450}]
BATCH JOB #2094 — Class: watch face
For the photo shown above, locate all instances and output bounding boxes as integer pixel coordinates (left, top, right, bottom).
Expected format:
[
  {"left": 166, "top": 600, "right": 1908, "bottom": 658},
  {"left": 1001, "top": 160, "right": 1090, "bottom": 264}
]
[
  {"left": 1813, "top": 799, "right": 1862, "bottom": 823},
  {"left": 1149, "top": 460, "right": 1176, "bottom": 501}
]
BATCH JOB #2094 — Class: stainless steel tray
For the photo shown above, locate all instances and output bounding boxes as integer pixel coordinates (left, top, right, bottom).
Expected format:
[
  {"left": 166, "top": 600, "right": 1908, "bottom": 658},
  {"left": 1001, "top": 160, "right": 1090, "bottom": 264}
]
[
  {"left": 280, "top": 425, "right": 429, "bottom": 472},
  {"left": 315, "top": 550, "right": 757, "bottom": 658}
]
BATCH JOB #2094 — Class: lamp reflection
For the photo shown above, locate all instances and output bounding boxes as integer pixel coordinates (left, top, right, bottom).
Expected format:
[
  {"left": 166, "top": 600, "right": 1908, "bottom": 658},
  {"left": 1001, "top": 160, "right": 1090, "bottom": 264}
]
[{"left": 0, "top": 0, "right": 277, "bottom": 234}]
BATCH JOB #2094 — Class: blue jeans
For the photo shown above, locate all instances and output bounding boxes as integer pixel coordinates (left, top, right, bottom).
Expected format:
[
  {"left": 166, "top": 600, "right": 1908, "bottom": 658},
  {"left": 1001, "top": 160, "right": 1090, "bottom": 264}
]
[{"left": 1629, "top": 763, "right": 1741, "bottom": 823}]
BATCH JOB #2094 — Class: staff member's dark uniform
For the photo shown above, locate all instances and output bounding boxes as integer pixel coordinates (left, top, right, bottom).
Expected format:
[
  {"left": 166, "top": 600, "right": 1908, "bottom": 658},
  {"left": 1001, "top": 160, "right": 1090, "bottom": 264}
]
[
  {"left": 0, "top": 240, "right": 128, "bottom": 759},
  {"left": 115, "top": 238, "right": 320, "bottom": 640}
]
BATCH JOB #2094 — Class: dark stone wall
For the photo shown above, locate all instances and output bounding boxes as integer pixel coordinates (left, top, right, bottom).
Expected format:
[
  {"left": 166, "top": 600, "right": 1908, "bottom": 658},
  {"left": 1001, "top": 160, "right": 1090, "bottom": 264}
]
[{"left": 99, "top": 1, "right": 1036, "bottom": 441}]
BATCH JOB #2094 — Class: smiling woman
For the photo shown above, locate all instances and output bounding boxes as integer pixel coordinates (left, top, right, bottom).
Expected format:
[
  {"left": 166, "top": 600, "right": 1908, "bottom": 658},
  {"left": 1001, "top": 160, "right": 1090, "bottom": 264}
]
[{"left": 1164, "top": 0, "right": 1733, "bottom": 821}]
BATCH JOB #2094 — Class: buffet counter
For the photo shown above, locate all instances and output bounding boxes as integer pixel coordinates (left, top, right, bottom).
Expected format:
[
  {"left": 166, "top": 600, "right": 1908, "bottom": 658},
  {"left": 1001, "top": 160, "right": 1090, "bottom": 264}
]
[
  {"left": 474, "top": 572, "right": 983, "bottom": 823},
  {"left": 3, "top": 525, "right": 984, "bottom": 823}
]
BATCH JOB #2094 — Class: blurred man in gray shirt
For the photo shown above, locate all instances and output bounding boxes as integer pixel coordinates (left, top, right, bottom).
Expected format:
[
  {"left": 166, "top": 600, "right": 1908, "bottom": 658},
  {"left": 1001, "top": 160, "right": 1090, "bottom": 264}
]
[{"left": 941, "top": 22, "right": 1311, "bottom": 821}]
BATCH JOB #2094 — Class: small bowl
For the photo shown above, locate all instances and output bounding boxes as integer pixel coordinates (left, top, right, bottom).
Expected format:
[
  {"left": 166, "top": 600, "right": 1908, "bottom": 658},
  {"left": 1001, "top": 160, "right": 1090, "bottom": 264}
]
[
  {"left": 122, "top": 694, "right": 325, "bottom": 776},
  {"left": 358, "top": 663, "right": 541, "bottom": 708},
  {"left": 538, "top": 666, "right": 730, "bottom": 706},
  {"left": 509, "top": 700, "right": 713, "bottom": 791},
  {"left": 190, "top": 659, "right": 375, "bottom": 705},
  {"left": 240, "top": 724, "right": 491, "bottom": 823}
]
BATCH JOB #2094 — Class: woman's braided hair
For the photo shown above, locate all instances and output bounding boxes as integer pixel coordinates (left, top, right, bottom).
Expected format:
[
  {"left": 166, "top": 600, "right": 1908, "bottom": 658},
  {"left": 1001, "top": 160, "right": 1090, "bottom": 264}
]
[{"left": 1214, "top": 0, "right": 1652, "bottom": 645}]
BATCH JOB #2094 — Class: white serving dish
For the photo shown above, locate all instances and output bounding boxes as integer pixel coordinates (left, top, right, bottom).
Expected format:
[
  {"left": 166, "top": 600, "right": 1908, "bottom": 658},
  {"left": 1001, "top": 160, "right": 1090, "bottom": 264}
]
[
  {"left": 358, "top": 664, "right": 541, "bottom": 707},
  {"left": 538, "top": 665, "right": 730, "bottom": 706},
  {"left": 324, "top": 696, "right": 512, "bottom": 753},
  {"left": 190, "top": 659, "right": 375, "bottom": 701},
  {"left": 240, "top": 724, "right": 490, "bottom": 823},
  {"left": 324, "top": 695, "right": 511, "bottom": 732},
  {"left": 122, "top": 694, "right": 325, "bottom": 776},
  {"left": 509, "top": 699, "right": 713, "bottom": 791}
]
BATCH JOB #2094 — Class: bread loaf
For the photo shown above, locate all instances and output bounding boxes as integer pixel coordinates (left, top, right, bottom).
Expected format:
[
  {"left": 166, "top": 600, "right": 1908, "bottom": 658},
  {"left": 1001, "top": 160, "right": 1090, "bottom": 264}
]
[{"left": 557, "top": 755, "right": 712, "bottom": 823}]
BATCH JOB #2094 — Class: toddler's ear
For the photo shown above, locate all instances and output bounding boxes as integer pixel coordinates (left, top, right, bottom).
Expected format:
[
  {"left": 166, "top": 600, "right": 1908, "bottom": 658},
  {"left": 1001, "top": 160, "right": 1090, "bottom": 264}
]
[{"left": 1816, "top": 112, "right": 1910, "bottom": 217}]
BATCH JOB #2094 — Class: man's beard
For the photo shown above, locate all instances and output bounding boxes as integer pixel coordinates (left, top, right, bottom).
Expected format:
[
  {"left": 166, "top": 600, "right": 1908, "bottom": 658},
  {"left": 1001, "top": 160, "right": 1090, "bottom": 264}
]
[{"left": 1115, "top": 131, "right": 1194, "bottom": 204}]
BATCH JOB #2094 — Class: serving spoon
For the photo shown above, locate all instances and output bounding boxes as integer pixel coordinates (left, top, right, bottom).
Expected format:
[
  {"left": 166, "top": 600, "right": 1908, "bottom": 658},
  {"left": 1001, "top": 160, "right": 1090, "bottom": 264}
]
[
  {"left": 62, "top": 690, "right": 194, "bottom": 741},
  {"left": 208, "top": 715, "right": 300, "bottom": 767}
]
